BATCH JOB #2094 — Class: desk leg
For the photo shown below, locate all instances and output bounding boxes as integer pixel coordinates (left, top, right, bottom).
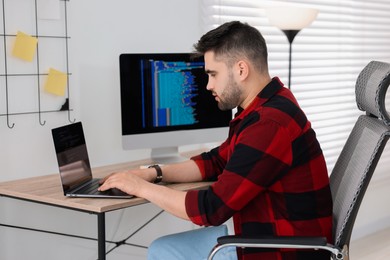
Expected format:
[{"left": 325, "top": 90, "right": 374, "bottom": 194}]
[{"left": 97, "top": 213, "right": 106, "bottom": 260}]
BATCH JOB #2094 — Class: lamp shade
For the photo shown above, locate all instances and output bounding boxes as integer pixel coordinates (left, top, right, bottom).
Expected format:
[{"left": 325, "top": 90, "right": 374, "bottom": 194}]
[{"left": 265, "top": 7, "right": 318, "bottom": 30}]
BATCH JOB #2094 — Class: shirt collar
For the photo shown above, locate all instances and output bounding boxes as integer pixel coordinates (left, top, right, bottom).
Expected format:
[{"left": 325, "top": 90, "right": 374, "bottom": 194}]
[{"left": 233, "top": 77, "right": 284, "bottom": 120}]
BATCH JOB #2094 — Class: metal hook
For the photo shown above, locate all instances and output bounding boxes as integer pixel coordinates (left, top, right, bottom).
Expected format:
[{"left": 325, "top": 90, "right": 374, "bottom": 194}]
[
  {"left": 3, "top": 1, "right": 13, "bottom": 129},
  {"left": 5, "top": 81, "right": 14, "bottom": 129},
  {"left": 5, "top": 91, "right": 14, "bottom": 129},
  {"left": 33, "top": 0, "right": 45, "bottom": 127},
  {"left": 60, "top": 98, "right": 76, "bottom": 123},
  {"left": 68, "top": 110, "right": 76, "bottom": 123},
  {"left": 63, "top": 1, "right": 74, "bottom": 124},
  {"left": 7, "top": 115, "right": 15, "bottom": 129},
  {"left": 39, "top": 113, "right": 46, "bottom": 126}
]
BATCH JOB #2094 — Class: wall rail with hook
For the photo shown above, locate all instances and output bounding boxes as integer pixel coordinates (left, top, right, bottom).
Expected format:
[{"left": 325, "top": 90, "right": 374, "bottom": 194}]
[{"left": 0, "top": 0, "right": 74, "bottom": 129}]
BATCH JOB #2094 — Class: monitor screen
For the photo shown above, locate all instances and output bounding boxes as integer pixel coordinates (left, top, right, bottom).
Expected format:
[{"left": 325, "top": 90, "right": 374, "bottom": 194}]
[{"left": 119, "top": 53, "right": 232, "bottom": 163}]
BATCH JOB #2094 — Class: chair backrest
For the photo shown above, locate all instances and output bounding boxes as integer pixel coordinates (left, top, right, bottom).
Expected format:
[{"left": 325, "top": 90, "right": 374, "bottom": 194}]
[{"left": 330, "top": 61, "right": 390, "bottom": 251}]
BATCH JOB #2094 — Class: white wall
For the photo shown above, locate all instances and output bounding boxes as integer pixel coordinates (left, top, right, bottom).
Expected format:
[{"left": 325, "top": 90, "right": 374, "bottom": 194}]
[{"left": 0, "top": 1, "right": 203, "bottom": 259}]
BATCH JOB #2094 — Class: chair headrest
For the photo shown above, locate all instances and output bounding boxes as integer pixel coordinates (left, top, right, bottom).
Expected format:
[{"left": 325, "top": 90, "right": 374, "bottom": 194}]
[{"left": 356, "top": 61, "right": 390, "bottom": 126}]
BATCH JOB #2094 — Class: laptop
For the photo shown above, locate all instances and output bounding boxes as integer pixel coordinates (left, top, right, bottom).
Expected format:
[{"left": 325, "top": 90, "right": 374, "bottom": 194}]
[{"left": 51, "top": 122, "right": 133, "bottom": 199}]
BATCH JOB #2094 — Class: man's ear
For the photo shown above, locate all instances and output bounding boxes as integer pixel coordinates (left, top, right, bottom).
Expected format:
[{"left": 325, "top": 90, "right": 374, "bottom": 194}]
[{"left": 237, "top": 60, "right": 249, "bottom": 79}]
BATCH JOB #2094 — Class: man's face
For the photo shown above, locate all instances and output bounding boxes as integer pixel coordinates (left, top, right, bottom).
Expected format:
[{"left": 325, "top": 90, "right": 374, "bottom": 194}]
[{"left": 204, "top": 51, "right": 242, "bottom": 110}]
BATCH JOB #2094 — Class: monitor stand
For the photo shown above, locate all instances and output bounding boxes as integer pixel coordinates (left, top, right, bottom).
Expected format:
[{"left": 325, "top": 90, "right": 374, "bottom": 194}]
[{"left": 150, "top": 147, "right": 188, "bottom": 164}]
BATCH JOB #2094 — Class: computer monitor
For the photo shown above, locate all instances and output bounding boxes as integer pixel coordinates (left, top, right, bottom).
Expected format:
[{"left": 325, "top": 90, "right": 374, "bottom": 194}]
[{"left": 119, "top": 53, "right": 232, "bottom": 163}]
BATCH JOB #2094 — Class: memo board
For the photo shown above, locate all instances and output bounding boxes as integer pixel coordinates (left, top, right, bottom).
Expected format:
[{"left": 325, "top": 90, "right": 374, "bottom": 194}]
[{"left": 0, "top": 0, "right": 73, "bottom": 129}]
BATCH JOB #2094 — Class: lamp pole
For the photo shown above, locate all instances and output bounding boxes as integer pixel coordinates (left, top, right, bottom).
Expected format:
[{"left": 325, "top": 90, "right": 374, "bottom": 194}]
[{"left": 282, "top": 29, "right": 300, "bottom": 90}]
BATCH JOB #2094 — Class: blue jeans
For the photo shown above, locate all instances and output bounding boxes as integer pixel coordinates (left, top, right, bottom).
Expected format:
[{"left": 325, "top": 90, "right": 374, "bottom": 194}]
[{"left": 147, "top": 225, "right": 237, "bottom": 260}]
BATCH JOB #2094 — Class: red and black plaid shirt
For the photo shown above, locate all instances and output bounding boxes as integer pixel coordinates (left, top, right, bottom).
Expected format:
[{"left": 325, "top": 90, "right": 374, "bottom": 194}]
[{"left": 186, "top": 77, "right": 333, "bottom": 260}]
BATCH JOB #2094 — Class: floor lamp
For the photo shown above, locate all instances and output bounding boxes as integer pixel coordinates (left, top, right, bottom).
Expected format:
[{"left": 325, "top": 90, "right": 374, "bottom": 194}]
[{"left": 265, "top": 7, "right": 318, "bottom": 89}]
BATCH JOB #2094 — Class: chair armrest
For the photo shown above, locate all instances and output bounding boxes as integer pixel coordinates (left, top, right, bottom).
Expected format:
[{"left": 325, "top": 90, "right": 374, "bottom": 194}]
[
  {"left": 208, "top": 235, "right": 344, "bottom": 260},
  {"left": 217, "top": 235, "right": 327, "bottom": 247}
]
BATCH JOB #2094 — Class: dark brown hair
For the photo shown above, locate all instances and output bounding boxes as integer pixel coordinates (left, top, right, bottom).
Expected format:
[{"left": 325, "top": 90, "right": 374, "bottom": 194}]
[{"left": 193, "top": 21, "right": 268, "bottom": 73}]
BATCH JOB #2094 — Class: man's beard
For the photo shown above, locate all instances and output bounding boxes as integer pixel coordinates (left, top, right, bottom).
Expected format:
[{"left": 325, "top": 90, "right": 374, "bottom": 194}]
[{"left": 217, "top": 72, "right": 242, "bottom": 111}]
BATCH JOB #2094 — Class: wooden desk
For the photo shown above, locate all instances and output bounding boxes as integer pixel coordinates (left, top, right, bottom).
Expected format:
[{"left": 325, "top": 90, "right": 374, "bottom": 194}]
[{"left": 0, "top": 159, "right": 212, "bottom": 260}]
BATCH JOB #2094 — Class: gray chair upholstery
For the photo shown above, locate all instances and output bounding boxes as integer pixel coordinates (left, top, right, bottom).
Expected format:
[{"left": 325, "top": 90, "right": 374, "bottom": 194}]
[{"left": 208, "top": 61, "right": 390, "bottom": 260}]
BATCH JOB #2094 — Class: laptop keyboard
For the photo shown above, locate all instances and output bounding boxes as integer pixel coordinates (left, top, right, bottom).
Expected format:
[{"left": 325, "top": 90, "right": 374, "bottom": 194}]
[
  {"left": 75, "top": 179, "right": 130, "bottom": 196},
  {"left": 78, "top": 179, "right": 102, "bottom": 195}
]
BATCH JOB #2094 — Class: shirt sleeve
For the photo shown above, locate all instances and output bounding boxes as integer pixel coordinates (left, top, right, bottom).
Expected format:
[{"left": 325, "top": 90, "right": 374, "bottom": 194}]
[
  {"left": 186, "top": 118, "right": 293, "bottom": 226},
  {"left": 190, "top": 140, "right": 230, "bottom": 181}
]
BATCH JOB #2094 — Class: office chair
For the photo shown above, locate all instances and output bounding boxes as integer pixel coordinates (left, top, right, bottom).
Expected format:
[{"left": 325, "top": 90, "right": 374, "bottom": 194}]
[{"left": 208, "top": 60, "right": 390, "bottom": 260}]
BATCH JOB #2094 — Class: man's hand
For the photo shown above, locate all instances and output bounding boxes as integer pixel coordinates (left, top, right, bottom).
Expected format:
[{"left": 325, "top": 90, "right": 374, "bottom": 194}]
[{"left": 98, "top": 171, "right": 146, "bottom": 196}]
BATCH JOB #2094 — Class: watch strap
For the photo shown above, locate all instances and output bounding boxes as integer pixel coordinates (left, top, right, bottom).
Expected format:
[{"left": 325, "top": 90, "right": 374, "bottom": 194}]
[{"left": 148, "top": 164, "right": 163, "bottom": 183}]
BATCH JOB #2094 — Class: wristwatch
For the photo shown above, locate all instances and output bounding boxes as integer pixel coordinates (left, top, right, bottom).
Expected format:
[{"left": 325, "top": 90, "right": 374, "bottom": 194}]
[{"left": 148, "top": 164, "right": 163, "bottom": 183}]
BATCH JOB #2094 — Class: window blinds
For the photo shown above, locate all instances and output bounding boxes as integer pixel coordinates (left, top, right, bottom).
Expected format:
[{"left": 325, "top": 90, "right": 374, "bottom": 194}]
[{"left": 200, "top": 0, "right": 390, "bottom": 174}]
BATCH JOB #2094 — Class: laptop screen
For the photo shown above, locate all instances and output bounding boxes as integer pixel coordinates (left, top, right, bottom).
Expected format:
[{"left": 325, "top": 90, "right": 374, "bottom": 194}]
[{"left": 52, "top": 122, "right": 93, "bottom": 193}]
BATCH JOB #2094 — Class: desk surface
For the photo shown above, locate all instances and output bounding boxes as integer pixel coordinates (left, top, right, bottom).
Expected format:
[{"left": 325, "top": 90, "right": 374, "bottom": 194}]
[{"left": 0, "top": 159, "right": 212, "bottom": 213}]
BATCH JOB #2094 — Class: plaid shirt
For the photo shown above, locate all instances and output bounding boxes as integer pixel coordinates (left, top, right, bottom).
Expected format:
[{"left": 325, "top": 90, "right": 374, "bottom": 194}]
[{"left": 186, "top": 77, "right": 333, "bottom": 260}]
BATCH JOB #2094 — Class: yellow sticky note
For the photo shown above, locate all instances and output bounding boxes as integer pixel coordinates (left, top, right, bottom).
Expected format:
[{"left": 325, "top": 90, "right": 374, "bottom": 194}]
[
  {"left": 44, "top": 68, "right": 68, "bottom": 96},
  {"left": 12, "top": 31, "right": 38, "bottom": 62}
]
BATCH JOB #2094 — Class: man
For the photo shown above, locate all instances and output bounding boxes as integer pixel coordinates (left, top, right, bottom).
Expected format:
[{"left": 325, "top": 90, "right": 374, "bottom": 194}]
[{"left": 99, "top": 21, "right": 333, "bottom": 260}]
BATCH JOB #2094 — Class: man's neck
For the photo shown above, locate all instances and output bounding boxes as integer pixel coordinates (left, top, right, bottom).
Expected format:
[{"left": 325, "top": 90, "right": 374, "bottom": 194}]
[{"left": 240, "top": 73, "right": 272, "bottom": 109}]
